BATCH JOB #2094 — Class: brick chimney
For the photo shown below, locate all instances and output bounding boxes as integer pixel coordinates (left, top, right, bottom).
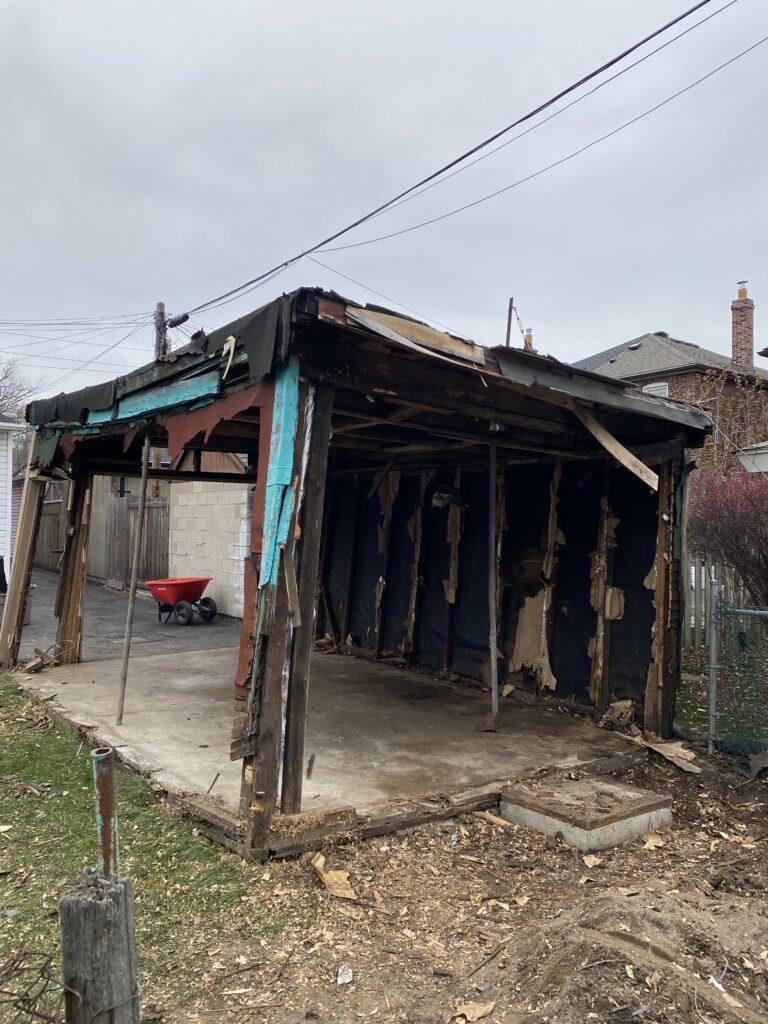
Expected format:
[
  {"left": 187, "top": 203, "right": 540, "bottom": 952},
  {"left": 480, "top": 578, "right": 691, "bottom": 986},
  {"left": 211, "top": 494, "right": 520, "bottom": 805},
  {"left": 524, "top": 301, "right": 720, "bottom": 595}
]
[
  {"left": 523, "top": 328, "right": 533, "bottom": 352},
  {"left": 731, "top": 280, "right": 754, "bottom": 371}
]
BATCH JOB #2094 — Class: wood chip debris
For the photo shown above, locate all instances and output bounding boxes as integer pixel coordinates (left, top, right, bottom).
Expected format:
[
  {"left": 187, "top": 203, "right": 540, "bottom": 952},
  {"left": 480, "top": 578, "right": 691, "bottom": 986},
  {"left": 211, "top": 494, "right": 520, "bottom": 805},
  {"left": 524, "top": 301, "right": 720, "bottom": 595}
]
[{"left": 450, "top": 1001, "right": 496, "bottom": 1022}]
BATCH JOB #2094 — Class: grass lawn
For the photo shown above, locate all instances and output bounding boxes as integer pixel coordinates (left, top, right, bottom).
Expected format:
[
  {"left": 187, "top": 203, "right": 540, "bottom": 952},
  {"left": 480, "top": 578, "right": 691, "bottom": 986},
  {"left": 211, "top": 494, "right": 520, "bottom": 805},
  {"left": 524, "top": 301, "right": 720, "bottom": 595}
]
[{"left": 0, "top": 675, "right": 318, "bottom": 1019}]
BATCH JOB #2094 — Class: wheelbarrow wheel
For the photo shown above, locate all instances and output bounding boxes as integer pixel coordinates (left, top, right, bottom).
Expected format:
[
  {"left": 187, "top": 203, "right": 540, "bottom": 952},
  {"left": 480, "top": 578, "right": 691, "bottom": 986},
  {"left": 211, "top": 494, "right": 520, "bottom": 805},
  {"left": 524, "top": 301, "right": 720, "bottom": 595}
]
[
  {"left": 198, "top": 597, "right": 217, "bottom": 622},
  {"left": 173, "top": 600, "right": 194, "bottom": 626}
]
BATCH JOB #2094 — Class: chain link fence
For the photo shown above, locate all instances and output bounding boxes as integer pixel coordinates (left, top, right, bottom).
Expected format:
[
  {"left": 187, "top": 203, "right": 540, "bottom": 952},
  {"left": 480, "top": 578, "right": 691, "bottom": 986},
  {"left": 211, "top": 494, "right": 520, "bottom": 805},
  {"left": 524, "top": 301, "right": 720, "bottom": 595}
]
[
  {"left": 716, "top": 599, "right": 768, "bottom": 762},
  {"left": 678, "top": 573, "right": 768, "bottom": 771}
]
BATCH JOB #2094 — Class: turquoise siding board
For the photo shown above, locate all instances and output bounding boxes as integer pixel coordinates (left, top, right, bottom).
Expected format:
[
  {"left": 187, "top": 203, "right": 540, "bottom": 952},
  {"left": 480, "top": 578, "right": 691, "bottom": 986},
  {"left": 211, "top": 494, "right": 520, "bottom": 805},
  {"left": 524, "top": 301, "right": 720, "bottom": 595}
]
[
  {"left": 85, "top": 370, "right": 221, "bottom": 426},
  {"left": 260, "top": 358, "right": 300, "bottom": 589}
]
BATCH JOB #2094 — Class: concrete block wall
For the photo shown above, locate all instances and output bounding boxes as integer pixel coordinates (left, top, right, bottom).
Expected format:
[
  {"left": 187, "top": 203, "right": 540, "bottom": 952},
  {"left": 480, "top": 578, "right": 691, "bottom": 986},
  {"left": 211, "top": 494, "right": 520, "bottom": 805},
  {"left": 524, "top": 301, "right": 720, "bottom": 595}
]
[{"left": 168, "top": 481, "right": 252, "bottom": 618}]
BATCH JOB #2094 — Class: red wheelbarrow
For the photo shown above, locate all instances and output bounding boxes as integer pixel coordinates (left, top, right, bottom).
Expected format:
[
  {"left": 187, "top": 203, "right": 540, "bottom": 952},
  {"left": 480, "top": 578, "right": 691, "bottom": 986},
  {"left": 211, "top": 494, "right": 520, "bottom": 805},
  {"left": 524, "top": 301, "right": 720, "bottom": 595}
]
[{"left": 146, "top": 577, "right": 217, "bottom": 626}]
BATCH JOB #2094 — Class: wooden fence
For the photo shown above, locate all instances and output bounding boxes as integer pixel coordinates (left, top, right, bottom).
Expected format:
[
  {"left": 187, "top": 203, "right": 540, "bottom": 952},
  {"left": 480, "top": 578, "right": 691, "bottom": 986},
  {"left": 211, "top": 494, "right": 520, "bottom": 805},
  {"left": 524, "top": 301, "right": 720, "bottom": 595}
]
[
  {"left": 32, "top": 480, "right": 168, "bottom": 588},
  {"left": 684, "top": 555, "right": 754, "bottom": 648},
  {"left": 35, "top": 485, "right": 68, "bottom": 572}
]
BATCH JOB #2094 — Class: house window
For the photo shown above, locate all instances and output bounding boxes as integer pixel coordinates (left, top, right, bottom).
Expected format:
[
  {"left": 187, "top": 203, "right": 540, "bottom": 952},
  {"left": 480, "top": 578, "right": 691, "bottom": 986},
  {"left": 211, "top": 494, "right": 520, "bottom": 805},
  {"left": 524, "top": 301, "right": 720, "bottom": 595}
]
[{"left": 642, "top": 381, "right": 669, "bottom": 398}]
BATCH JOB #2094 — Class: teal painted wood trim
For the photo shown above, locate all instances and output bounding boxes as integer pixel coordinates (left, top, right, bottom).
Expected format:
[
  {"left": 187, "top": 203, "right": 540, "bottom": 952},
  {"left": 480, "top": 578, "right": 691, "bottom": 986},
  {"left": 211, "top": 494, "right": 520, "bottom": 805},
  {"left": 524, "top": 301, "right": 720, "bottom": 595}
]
[
  {"left": 260, "top": 359, "right": 300, "bottom": 588},
  {"left": 86, "top": 408, "right": 113, "bottom": 425},
  {"left": 30, "top": 429, "right": 60, "bottom": 468},
  {"left": 85, "top": 369, "right": 220, "bottom": 425}
]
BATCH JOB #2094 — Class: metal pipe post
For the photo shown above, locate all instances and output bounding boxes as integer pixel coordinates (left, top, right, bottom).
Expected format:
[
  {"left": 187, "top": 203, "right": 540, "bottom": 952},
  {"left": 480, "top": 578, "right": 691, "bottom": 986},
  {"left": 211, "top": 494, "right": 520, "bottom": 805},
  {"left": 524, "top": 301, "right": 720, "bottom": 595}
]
[
  {"left": 91, "top": 746, "right": 119, "bottom": 878},
  {"left": 707, "top": 570, "right": 719, "bottom": 755},
  {"left": 116, "top": 434, "right": 151, "bottom": 725}
]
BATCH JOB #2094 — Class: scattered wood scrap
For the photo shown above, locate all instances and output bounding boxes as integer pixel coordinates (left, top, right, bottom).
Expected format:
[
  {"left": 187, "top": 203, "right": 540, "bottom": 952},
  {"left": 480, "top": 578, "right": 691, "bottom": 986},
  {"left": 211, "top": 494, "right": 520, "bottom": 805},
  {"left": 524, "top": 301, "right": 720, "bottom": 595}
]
[
  {"left": 637, "top": 737, "right": 702, "bottom": 774},
  {"left": 310, "top": 852, "right": 358, "bottom": 901},
  {"left": 21, "top": 644, "right": 67, "bottom": 674}
]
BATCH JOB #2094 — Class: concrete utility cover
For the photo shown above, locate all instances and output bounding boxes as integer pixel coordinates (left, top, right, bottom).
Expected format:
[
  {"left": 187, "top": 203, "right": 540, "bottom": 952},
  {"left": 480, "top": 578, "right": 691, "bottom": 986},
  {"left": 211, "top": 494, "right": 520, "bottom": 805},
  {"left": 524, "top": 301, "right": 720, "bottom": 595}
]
[{"left": 500, "top": 777, "right": 672, "bottom": 851}]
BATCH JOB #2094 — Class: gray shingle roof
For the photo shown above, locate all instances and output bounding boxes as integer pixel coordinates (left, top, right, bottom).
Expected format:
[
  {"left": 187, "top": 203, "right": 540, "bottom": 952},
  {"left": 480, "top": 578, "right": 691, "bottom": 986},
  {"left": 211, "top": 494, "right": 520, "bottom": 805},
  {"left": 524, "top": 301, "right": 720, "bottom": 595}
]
[{"left": 574, "top": 332, "right": 768, "bottom": 381}]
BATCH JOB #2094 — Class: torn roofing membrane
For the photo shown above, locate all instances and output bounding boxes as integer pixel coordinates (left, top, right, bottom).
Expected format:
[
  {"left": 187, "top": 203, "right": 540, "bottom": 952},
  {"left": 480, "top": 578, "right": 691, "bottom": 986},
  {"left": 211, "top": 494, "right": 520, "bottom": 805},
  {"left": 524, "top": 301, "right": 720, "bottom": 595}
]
[{"left": 24, "top": 286, "right": 711, "bottom": 439}]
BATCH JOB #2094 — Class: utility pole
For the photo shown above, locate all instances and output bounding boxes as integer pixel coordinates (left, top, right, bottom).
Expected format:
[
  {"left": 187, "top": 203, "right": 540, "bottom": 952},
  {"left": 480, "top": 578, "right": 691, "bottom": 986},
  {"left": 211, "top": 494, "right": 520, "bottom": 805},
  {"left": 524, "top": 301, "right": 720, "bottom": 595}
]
[
  {"left": 154, "top": 301, "right": 167, "bottom": 361},
  {"left": 505, "top": 297, "right": 514, "bottom": 348},
  {"left": 152, "top": 302, "right": 166, "bottom": 492}
]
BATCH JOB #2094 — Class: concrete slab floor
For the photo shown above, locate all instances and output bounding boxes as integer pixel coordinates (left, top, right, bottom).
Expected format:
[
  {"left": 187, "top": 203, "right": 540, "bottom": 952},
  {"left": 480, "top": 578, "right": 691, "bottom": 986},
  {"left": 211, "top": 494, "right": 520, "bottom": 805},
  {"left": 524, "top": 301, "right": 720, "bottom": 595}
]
[{"left": 18, "top": 647, "right": 635, "bottom": 819}]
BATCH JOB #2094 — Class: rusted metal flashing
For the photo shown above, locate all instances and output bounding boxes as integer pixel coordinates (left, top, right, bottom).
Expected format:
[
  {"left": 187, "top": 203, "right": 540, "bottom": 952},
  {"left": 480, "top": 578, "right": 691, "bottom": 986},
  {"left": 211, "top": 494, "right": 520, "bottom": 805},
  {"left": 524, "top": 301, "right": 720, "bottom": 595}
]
[{"left": 164, "top": 382, "right": 268, "bottom": 458}]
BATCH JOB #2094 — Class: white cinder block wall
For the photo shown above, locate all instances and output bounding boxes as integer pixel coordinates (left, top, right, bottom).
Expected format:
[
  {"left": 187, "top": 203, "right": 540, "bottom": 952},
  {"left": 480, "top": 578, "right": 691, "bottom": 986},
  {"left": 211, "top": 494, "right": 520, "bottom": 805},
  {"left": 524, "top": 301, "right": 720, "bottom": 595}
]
[{"left": 168, "top": 481, "right": 252, "bottom": 618}]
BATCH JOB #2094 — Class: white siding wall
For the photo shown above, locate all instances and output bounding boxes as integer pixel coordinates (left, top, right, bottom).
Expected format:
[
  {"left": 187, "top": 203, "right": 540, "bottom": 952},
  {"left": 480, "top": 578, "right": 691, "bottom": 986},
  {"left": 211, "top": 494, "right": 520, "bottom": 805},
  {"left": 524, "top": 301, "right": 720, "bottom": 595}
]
[
  {"left": 168, "top": 481, "right": 252, "bottom": 618},
  {"left": 0, "top": 432, "right": 12, "bottom": 566},
  {"left": 10, "top": 480, "right": 23, "bottom": 557}
]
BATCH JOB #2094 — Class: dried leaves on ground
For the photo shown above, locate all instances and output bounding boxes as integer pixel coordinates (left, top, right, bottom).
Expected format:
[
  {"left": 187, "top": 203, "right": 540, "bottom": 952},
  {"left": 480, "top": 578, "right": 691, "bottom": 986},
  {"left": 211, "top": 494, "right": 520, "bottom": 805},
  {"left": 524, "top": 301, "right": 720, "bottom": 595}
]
[{"left": 2, "top": 676, "right": 767, "bottom": 1023}]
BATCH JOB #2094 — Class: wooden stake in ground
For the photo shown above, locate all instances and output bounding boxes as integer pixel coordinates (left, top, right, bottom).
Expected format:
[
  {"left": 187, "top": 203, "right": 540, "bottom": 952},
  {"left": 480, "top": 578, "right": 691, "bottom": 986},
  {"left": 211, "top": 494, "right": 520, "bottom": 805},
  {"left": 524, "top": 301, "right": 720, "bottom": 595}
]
[
  {"left": 60, "top": 743, "right": 139, "bottom": 1022},
  {"left": 115, "top": 434, "right": 151, "bottom": 726},
  {"left": 60, "top": 874, "right": 140, "bottom": 1024}
]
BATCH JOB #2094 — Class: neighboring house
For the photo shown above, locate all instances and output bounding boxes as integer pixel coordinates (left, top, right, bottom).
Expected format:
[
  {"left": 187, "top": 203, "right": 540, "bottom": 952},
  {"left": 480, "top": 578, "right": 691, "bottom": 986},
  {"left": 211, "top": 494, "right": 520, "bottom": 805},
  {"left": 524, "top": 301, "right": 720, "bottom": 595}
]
[
  {"left": 574, "top": 283, "right": 767, "bottom": 473},
  {"left": 735, "top": 440, "right": 768, "bottom": 475},
  {"left": 0, "top": 417, "right": 26, "bottom": 568},
  {"left": 168, "top": 451, "right": 253, "bottom": 618}
]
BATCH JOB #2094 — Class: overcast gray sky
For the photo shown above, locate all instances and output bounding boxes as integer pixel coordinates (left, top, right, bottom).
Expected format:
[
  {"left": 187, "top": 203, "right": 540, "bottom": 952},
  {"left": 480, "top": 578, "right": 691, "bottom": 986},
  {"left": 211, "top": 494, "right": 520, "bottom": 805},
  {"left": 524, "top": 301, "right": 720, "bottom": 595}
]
[{"left": 2, "top": 0, "right": 766, "bottom": 399}]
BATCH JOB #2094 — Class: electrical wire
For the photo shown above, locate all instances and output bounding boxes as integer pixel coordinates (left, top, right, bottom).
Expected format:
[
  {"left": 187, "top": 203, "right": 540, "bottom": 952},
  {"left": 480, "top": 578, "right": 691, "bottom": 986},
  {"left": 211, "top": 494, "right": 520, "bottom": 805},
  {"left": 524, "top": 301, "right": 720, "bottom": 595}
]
[
  {"left": 363, "top": 0, "right": 741, "bottom": 224},
  {"left": 0, "top": 321, "right": 153, "bottom": 357},
  {"left": 0, "top": 312, "right": 149, "bottom": 327},
  {"left": 319, "top": 34, "right": 768, "bottom": 253},
  {"left": 183, "top": 0, "right": 717, "bottom": 317},
  {"left": 306, "top": 256, "right": 462, "bottom": 335},
  {"left": 25, "top": 319, "right": 152, "bottom": 397}
]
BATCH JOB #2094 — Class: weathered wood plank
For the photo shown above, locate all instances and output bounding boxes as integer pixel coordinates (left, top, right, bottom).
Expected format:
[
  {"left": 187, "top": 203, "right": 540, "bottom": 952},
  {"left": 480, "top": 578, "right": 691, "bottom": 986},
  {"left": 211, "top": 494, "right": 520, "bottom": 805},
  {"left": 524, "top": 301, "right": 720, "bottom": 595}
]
[
  {"left": 573, "top": 407, "right": 659, "bottom": 491},
  {"left": 0, "top": 451, "right": 47, "bottom": 667},
  {"left": 57, "top": 474, "right": 93, "bottom": 665},
  {"left": 281, "top": 383, "right": 334, "bottom": 813}
]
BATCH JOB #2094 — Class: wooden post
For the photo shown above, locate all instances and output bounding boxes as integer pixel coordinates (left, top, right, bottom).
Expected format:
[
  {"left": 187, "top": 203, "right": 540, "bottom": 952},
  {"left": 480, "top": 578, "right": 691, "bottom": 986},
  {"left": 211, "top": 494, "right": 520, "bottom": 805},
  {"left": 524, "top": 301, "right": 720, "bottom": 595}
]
[
  {"left": 403, "top": 471, "right": 429, "bottom": 663},
  {"left": 60, "top": 875, "right": 140, "bottom": 1023},
  {"left": 588, "top": 468, "right": 616, "bottom": 716},
  {"left": 240, "top": 365, "right": 306, "bottom": 850},
  {"left": 488, "top": 444, "right": 499, "bottom": 723},
  {"left": 644, "top": 461, "right": 676, "bottom": 734},
  {"left": 56, "top": 473, "right": 93, "bottom": 665},
  {"left": 281, "top": 383, "right": 334, "bottom": 813},
  {"left": 0, "top": 460, "right": 46, "bottom": 668}
]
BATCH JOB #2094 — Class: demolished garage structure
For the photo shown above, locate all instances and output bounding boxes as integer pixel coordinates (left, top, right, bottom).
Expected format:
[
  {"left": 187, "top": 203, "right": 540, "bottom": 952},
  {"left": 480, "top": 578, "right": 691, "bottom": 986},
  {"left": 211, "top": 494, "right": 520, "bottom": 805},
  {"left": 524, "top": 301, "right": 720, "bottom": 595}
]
[{"left": 0, "top": 288, "right": 711, "bottom": 857}]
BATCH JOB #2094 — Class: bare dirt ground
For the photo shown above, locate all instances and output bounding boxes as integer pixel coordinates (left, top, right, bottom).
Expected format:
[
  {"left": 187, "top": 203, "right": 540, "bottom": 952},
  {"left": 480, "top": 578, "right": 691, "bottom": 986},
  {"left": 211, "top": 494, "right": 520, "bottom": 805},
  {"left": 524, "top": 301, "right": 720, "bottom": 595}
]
[
  {"left": 2, "top": 677, "right": 767, "bottom": 1024},
  {"left": 181, "top": 757, "right": 768, "bottom": 1024}
]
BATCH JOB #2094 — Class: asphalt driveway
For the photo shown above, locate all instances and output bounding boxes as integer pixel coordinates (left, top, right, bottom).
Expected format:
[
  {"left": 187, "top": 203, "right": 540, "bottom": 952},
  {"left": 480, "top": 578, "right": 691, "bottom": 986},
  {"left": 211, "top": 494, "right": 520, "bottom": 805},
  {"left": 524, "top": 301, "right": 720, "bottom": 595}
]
[{"left": 20, "top": 569, "right": 242, "bottom": 663}]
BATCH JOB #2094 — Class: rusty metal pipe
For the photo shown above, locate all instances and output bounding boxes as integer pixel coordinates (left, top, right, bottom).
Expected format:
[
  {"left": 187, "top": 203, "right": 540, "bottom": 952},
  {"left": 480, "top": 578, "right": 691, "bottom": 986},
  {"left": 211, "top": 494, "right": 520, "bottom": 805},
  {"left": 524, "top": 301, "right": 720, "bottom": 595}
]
[{"left": 91, "top": 747, "right": 119, "bottom": 879}]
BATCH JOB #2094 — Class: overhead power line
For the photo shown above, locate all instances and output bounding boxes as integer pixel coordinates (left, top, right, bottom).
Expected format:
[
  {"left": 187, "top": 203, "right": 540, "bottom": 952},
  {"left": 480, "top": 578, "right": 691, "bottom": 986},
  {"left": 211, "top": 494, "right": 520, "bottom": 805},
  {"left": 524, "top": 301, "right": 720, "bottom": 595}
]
[
  {"left": 318, "top": 34, "right": 768, "bottom": 253},
  {"left": 25, "top": 319, "right": 153, "bottom": 398},
  {"left": 0, "top": 312, "right": 149, "bottom": 328},
  {"left": 363, "top": 0, "right": 741, "bottom": 224},
  {"left": 183, "top": 0, "right": 717, "bottom": 317},
  {"left": 307, "top": 256, "right": 460, "bottom": 334}
]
